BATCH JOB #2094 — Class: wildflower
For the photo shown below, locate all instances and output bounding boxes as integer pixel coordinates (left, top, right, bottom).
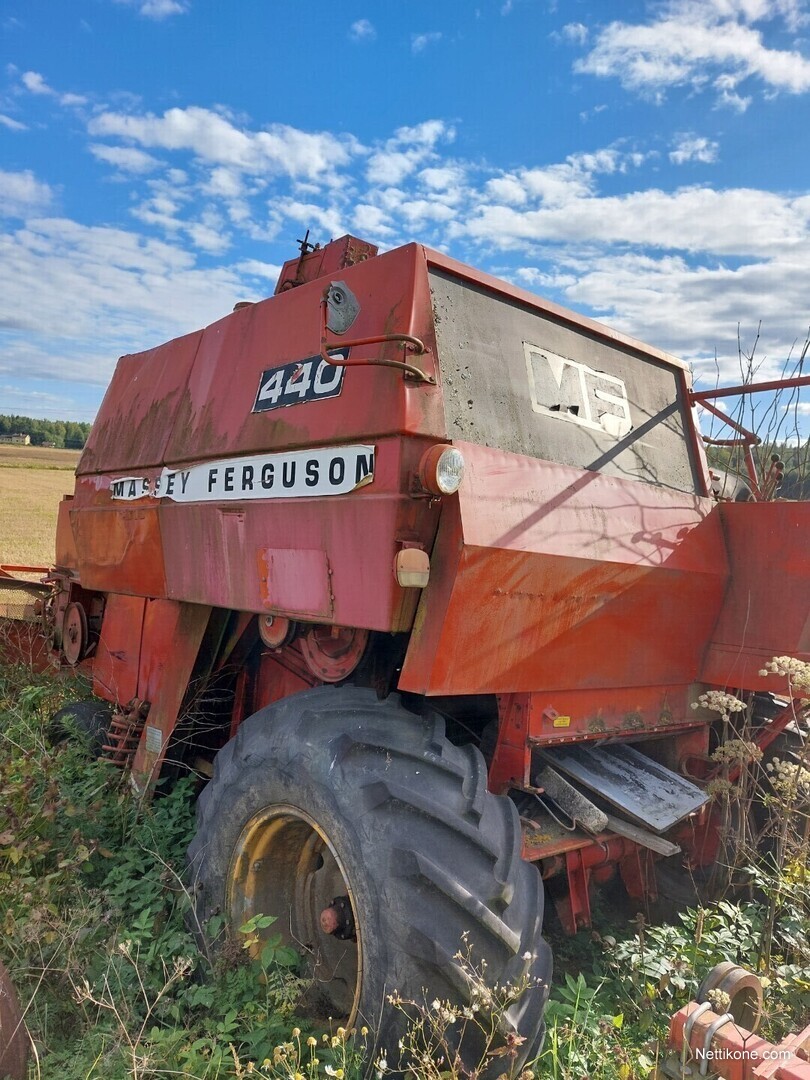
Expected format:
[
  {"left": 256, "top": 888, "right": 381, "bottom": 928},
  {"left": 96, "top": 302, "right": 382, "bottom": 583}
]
[
  {"left": 692, "top": 690, "right": 746, "bottom": 716},
  {"left": 307, "top": 1037, "right": 317, "bottom": 1048},
  {"left": 706, "top": 988, "right": 732, "bottom": 1013},
  {"left": 361, "top": 1026, "right": 369, "bottom": 1036},
  {"left": 292, "top": 1027, "right": 301, "bottom": 1038}
]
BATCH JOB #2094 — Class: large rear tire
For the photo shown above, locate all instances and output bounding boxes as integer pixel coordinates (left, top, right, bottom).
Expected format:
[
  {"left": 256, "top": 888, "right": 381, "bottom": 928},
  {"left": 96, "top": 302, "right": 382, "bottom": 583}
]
[{"left": 187, "top": 686, "right": 551, "bottom": 1071}]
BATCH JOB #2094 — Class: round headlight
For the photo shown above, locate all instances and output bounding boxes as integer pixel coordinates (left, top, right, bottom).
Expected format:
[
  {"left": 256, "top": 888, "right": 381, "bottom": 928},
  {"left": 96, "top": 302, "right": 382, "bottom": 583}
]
[{"left": 418, "top": 445, "right": 465, "bottom": 495}]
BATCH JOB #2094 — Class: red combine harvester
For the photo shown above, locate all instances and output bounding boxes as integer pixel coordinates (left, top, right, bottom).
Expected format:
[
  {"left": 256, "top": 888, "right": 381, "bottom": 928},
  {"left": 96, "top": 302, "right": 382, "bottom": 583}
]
[{"left": 2, "top": 234, "right": 809, "bottom": 1065}]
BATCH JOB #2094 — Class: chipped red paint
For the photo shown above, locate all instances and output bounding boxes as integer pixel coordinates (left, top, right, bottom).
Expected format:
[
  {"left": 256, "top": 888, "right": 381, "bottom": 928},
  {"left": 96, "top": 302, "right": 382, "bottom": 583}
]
[
  {"left": 399, "top": 441, "right": 728, "bottom": 695},
  {"left": 701, "top": 500, "right": 810, "bottom": 691}
]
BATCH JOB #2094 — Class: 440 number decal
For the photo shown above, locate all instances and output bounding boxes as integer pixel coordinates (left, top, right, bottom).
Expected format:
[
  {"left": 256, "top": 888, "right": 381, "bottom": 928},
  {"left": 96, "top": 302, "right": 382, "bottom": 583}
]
[{"left": 253, "top": 350, "right": 348, "bottom": 413}]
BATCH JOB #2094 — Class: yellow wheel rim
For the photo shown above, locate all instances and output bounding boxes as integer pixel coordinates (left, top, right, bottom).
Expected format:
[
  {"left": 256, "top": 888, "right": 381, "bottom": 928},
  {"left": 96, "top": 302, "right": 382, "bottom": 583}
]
[{"left": 227, "top": 804, "right": 362, "bottom": 1024}]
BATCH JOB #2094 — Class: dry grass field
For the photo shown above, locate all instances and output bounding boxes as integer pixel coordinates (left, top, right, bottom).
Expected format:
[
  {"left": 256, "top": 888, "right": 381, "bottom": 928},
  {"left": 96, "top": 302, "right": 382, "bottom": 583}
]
[
  {"left": 0, "top": 446, "right": 79, "bottom": 566},
  {"left": 0, "top": 444, "right": 80, "bottom": 471}
]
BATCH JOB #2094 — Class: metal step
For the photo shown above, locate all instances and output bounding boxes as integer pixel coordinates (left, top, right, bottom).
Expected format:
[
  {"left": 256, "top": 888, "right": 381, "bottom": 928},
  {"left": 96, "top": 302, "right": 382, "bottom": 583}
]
[{"left": 541, "top": 743, "right": 709, "bottom": 834}]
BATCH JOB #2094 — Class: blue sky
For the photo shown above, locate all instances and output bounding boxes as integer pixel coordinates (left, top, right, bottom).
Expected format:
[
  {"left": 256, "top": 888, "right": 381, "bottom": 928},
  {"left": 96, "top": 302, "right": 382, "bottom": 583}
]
[{"left": 2, "top": 0, "right": 810, "bottom": 438}]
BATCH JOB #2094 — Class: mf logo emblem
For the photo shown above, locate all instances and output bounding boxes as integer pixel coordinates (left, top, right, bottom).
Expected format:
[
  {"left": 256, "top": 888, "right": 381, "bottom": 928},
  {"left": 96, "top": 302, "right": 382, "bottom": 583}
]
[{"left": 524, "top": 343, "right": 632, "bottom": 439}]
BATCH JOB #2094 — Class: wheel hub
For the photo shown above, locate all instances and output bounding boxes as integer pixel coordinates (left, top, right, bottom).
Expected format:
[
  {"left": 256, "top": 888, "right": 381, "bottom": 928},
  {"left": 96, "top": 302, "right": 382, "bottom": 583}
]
[{"left": 227, "top": 804, "right": 362, "bottom": 1023}]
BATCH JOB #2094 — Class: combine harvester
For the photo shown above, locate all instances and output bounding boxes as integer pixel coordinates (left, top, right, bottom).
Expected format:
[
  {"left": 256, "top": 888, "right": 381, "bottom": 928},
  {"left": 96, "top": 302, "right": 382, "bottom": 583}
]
[{"left": 2, "top": 234, "right": 808, "bottom": 1067}]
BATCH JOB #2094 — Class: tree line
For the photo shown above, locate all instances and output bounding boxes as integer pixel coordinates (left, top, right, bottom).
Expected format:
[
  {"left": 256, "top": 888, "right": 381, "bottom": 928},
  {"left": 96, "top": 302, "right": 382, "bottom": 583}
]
[
  {"left": 706, "top": 439, "right": 810, "bottom": 500},
  {"left": 0, "top": 414, "right": 91, "bottom": 449}
]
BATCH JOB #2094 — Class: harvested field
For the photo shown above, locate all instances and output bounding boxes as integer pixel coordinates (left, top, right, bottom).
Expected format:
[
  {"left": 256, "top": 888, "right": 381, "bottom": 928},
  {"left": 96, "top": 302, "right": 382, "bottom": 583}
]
[
  {"left": 0, "top": 457, "right": 75, "bottom": 619},
  {"left": 0, "top": 444, "right": 80, "bottom": 470},
  {"left": 0, "top": 466, "right": 73, "bottom": 566}
]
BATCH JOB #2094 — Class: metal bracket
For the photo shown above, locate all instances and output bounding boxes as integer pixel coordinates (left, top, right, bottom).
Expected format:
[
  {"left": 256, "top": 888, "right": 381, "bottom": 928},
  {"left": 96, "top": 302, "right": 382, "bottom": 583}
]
[{"left": 319, "top": 282, "right": 436, "bottom": 384}]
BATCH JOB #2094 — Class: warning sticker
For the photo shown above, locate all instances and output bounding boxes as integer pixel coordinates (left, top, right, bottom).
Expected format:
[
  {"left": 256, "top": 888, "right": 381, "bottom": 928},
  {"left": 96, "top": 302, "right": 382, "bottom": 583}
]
[{"left": 110, "top": 445, "right": 375, "bottom": 503}]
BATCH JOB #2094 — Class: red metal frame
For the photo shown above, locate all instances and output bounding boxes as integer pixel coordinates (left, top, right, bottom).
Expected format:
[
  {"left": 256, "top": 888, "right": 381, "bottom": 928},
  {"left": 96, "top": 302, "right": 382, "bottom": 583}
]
[
  {"left": 669, "top": 1002, "right": 810, "bottom": 1079},
  {"left": 690, "top": 374, "right": 810, "bottom": 500}
]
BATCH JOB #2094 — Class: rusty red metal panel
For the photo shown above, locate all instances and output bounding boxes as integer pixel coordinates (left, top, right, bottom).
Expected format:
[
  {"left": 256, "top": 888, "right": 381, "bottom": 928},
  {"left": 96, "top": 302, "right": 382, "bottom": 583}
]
[
  {"left": 70, "top": 502, "right": 167, "bottom": 597},
  {"left": 399, "top": 441, "right": 728, "bottom": 695},
  {"left": 163, "top": 244, "right": 444, "bottom": 466},
  {"left": 78, "top": 331, "right": 202, "bottom": 475},
  {"left": 525, "top": 685, "right": 707, "bottom": 745},
  {"left": 55, "top": 496, "right": 78, "bottom": 568},
  {"left": 158, "top": 436, "right": 440, "bottom": 632},
  {"left": 256, "top": 548, "right": 332, "bottom": 618},
  {"left": 274, "top": 234, "right": 378, "bottom": 293},
  {"left": 489, "top": 687, "right": 709, "bottom": 792},
  {"left": 701, "top": 500, "right": 810, "bottom": 691},
  {"left": 131, "top": 599, "right": 211, "bottom": 786},
  {"left": 253, "top": 652, "right": 313, "bottom": 711},
  {"left": 93, "top": 593, "right": 145, "bottom": 704}
]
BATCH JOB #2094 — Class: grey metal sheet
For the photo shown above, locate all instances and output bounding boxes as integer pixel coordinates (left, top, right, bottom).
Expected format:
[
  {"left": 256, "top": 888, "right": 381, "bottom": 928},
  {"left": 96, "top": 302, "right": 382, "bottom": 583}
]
[
  {"left": 429, "top": 268, "right": 700, "bottom": 494},
  {"left": 543, "top": 743, "right": 709, "bottom": 833}
]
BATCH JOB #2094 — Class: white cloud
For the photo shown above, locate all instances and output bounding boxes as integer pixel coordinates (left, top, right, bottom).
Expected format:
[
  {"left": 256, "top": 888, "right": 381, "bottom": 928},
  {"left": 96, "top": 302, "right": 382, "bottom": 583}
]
[
  {"left": 561, "top": 22, "right": 589, "bottom": 44},
  {"left": 539, "top": 248, "right": 810, "bottom": 381},
  {"left": 353, "top": 203, "right": 395, "bottom": 236},
  {"left": 576, "top": 1, "right": 810, "bottom": 105},
  {"left": 90, "top": 144, "right": 161, "bottom": 173},
  {"left": 20, "top": 70, "right": 87, "bottom": 106},
  {"left": 398, "top": 199, "right": 456, "bottom": 226},
  {"left": 420, "top": 165, "right": 466, "bottom": 191},
  {"left": 0, "top": 170, "right": 53, "bottom": 217},
  {"left": 201, "top": 166, "right": 246, "bottom": 199},
  {"left": 185, "top": 209, "right": 229, "bottom": 254},
  {"left": 349, "top": 18, "right": 375, "bottom": 41},
  {"left": 366, "top": 120, "right": 453, "bottom": 185},
  {"left": 411, "top": 32, "right": 442, "bottom": 53},
  {"left": 272, "top": 199, "right": 344, "bottom": 238},
  {"left": 481, "top": 148, "right": 629, "bottom": 210},
  {"left": 21, "top": 70, "right": 50, "bottom": 95},
  {"left": 3, "top": 106, "right": 810, "bottom": 421},
  {"left": 0, "top": 114, "right": 26, "bottom": 131},
  {"left": 669, "top": 134, "right": 720, "bottom": 164},
  {"left": 88, "top": 107, "right": 359, "bottom": 181},
  {"left": 236, "top": 259, "right": 282, "bottom": 280},
  {"left": 114, "top": 0, "right": 189, "bottom": 19},
  {"left": 0, "top": 216, "right": 251, "bottom": 387},
  {"left": 485, "top": 176, "right": 528, "bottom": 205},
  {"left": 464, "top": 184, "right": 810, "bottom": 258}
]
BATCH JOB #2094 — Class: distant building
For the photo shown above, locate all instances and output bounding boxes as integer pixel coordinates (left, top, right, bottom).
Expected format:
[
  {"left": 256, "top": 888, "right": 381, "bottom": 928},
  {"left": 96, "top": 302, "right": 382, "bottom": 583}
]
[{"left": 0, "top": 433, "right": 30, "bottom": 445}]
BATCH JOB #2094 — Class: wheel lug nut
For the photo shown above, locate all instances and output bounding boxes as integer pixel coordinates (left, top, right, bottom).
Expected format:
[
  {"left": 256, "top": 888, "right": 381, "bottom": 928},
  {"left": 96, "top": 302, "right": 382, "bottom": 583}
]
[{"left": 320, "top": 905, "right": 341, "bottom": 934}]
